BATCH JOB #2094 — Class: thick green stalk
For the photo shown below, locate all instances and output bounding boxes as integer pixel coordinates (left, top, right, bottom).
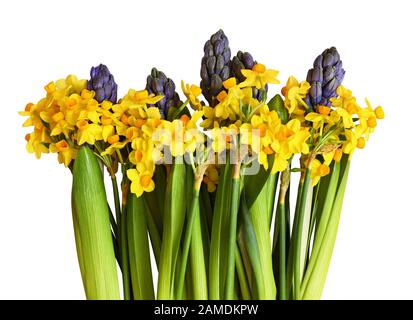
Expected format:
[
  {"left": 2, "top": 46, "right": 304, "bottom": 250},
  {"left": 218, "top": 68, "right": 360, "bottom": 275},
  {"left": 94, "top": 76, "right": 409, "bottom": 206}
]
[
  {"left": 157, "top": 162, "right": 187, "bottom": 299},
  {"left": 237, "top": 232, "right": 254, "bottom": 294},
  {"left": 301, "top": 160, "right": 341, "bottom": 295},
  {"left": 190, "top": 204, "right": 208, "bottom": 299},
  {"left": 266, "top": 173, "right": 279, "bottom": 228},
  {"left": 144, "top": 165, "right": 165, "bottom": 238},
  {"left": 127, "top": 194, "right": 155, "bottom": 299},
  {"left": 292, "top": 167, "right": 312, "bottom": 300},
  {"left": 175, "top": 187, "right": 200, "bottom": 299},
  {"left": 199, "top": 184, "right": 212, "bottom": 272},
  {"left": 225, "top": 163, "right": 241, "bottom": 299},
  {"left": 248, "top": 179, "right": 277, "bottom": 299},
  {"left": 209, "top": 161, "right": 233, "bottom": 299},
  {"left": 235, "top": 245, "right": 251, "bottom": 300},
  {"left": 239, "top": 192, "right": 265, "bottom": 299},
  {"left": 301, "top": 158, "right": 350, "bottom": 299},
  {"left": 112, "top": 177, "right": 131, "bottom": 300},
  {"left": 71, "top": 146, "right": 120, "bottom": 300},
  {"left": 143, "top": 198, "right": 161, "bottom": 267},
  {"left": 111, "top": 177, "right": 122, "bottom": 237},
  {"left": 200, "top": 184, "right": 213, "bottom": 233},
  {"left": 275, "top": 169, "right": 290, "bottom": 300},
  {"left": 300, "top": 184, "right": 313, "bottom": 279},
  {"left": 286, "top": 179, "right": 303, "bottom": 299},
  {"left": 154, "top": 165, "right": 167, "bottom": 223},
  {"left": 120, "top": 195, "right": 131, "bottom": 300}
]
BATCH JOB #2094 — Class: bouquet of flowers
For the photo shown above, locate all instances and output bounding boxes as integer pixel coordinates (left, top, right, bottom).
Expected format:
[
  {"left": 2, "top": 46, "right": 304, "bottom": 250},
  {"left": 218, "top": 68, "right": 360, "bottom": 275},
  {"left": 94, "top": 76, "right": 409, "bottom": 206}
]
[{"left": 20, "top": 30, "right": 384, "bottom": 300}]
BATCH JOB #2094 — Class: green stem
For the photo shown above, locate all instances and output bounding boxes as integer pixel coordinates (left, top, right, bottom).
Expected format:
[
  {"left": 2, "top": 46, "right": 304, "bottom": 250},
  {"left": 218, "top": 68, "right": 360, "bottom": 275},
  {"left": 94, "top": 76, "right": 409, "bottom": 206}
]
[
  {"left": 225, "top": 163, "right": 241, "bottom": 299},
  {"left": 143, "top": 197, "right": 161, "bottom": 267},
  {"left": 240, "top": 192, "right": 265, "bottom": 299},
  {"left": 293, "top": 167, "right": 312, "bottom": 300},
  {"left": 157, "top": 163, "right": 187, "bottom": 299},
  {"left": 235, "top": 245, "right": 251, "bottom": 300},
  {"left": 175, "top": 187, "right": 200, "bottom": 300},
  {"left": 111, "top": 176, "right": 131, "bottom": 300},
  {"left": 107, "top": 204, "right": 118, "bottom": 238},
  {"left": 111, "top": 177, "right": 122, "bottom": 236},
  {"left": 286, "top": 178, "right": 303, "bottom": 299},
  {"left": 189, "top": 201, "right": 208, "bottom": 299},
  {"left": 249, "top": 177, "right": 277, "bottom": 299},
  {"left": 171, "top": 99, "right": 190, "bottom": 120},
  {"left": 301, "top": 158, "right": 350, "bottom": 299},
  {"left": 120, "top": 195, "right": 131, "bottom": 300},
  {"left": 276, "top": 168, "right": 290, "bottom": 300},
  {"left": 209, "top": 161, "right": 233, "bottom": 299},
  {"left": 278, "top": 201, "right": 287, "bottom": 300},
  {"left": 127, "top": 194, "right": 154, "bottom": 300}
]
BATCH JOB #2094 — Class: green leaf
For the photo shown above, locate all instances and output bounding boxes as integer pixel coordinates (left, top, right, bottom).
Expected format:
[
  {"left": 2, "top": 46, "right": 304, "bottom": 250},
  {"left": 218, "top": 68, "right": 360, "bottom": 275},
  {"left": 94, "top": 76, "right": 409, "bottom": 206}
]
[
  {"left": 209, "top": 160, "right": 233, "bottom": 299},
  {"left": 127, "top": 193, "right": 155, "bottom": 300},
  {"left": 301, "top": 160, "right": 341, "bottom": 296},
  {"left": 243, "top": 156, "right": 274, "bottom": 209},
  {"left": 157, "top": 162, "right": 187, "bottom": 299},
  {"left": 239, "top": 192, "right": 265, "bottom": 299},
  {"left": 72, "top": 146, "right": 120, "bottom": 300},
  {"left": 301, "top": 157, "right": 350, "bottom": 299},
  {"left": 268, "top": 94, "right": 288, "bottom": 124},
  {"left": 248, "top": 177, "right": 277, "bottom": 299}
]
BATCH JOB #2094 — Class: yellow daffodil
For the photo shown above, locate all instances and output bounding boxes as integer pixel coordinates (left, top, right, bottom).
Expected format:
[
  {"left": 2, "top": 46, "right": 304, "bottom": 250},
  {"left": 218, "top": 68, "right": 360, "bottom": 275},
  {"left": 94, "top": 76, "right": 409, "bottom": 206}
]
[
  {"left": 76, "top": 120, "right": 102, "bottom": 145},
  {"left": 203, "top": 165, "right": 219, "bottom": 192},
  {"left": 331, "top": 85, "right": 360, "bottom": 115},
  {"left": 342, "top": 124, "right": 367, "bottom": 155},
  {"left": 181, "top": 81, "right": 203, "bottom": 110},
  {"left": 239, "top": 63, "right": 280, "bottom": 89},
  {"left": 270, "top": 119, "right": 310, "bottom": 173},
  {"left": 78, "top": 90, "right": 101, "bottom": 124},
  {"left": 305, "top": 106, "right": 340, "bottom": 130},
  {"left": 200, "top": 106, "right": 220, "bottom": 129},
  {"left": 25, "top": 128, "right": 50, "bottom": 159},
  {"left": 127, "top": 167, "right": 155, "bottom": 197},
  {"left": 49, "top": 140, "right": 77, "bottom": 167},
  {"left": 311, "top": 160, "right": 331, "bottom": 186},
  {"left": 282, "top": 76, "right": 311, "bottom": 114},
  {"left": 121, "top": 89, "right": 164, "bottom": 113}
]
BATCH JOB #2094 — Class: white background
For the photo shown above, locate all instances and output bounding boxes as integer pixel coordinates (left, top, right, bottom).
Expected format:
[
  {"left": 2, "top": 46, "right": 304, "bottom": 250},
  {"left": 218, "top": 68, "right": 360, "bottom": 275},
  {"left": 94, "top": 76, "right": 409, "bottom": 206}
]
[{"left": 0, "top": 0, "right": 412, "bottom": 299}]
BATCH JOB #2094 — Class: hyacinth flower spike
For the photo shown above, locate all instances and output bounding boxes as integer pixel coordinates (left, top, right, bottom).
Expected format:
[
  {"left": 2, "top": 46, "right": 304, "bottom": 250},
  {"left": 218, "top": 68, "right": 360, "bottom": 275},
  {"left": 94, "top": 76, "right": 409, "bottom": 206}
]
[
  {"left": 146, "top": 68, "right": 182, "bottom": 120},
  {"left": 306, "top": 47, "right": 345, "bottom": 109},
  {"left": 87, "top": 64, "right": 118, "bottom": 104},
  {"left": 200, "top": 29, "right": 232, "bottom": 107}
]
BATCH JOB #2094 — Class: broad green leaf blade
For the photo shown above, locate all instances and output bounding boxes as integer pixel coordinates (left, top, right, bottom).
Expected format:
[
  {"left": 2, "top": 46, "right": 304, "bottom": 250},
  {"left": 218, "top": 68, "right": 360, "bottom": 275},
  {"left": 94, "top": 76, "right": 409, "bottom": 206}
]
[
  {"left": 72, "top": 146, "right": 120, "bottom": 300},
  {"left": 301, "top": 160, "right": 341, "bottom": 295},
  {"left": 268, "top": 94, "right": 288, "bottom": 124},
  {"left": 209, "top": 160, "right": 232, "bottom": 299},
  {"left": 243, "top": 157, "right": 274, "bottom": 209},
  {"left": 127, "top": 193, "right": 155, "bottom": 300},
  {"left": 157, "top": 162, "right": 187, "bottom": 299},
  {"left": 249, "top": 179, "right": 277, "bottom": 299},
  {"left": 302, "top": 158, "right": 350, "bottom": 299}
]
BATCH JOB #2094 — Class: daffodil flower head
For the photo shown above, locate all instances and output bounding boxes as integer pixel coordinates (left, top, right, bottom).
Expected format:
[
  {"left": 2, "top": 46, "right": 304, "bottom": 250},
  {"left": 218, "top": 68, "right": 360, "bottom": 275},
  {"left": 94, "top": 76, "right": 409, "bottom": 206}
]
[
  {"left": 127, "top": 168, "right": 155, "bottom": 197},
  {"left": 181, "top": 81, "right": 203, "bottom": 111},
  {"left": 239, "top": 63, "right": 280, "bottom": 90},
  {"left": 281, "top": 76, "right": 311, "bottom": 114},
  {"left": 203, "top": 164, "right": 220, "bottom": 192}
]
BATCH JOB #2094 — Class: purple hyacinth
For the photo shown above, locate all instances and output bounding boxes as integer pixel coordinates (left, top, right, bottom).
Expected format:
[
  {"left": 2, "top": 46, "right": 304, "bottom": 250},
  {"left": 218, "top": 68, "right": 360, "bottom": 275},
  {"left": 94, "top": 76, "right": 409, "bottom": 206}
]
[
  {"left": 231, "top": 50, "right": 267, "bottom": 101},
  {"left": 200, "top": 29, "right": 232, "bottom": 107},
  {"left": 146, "top": 68, "right": 181, "bottom": 119},
  {"left": 87, "top": 64, "right": 118, "bottom": 103},
  {"left": 306, "top": 47, "right": 345, "bottom": 109}
]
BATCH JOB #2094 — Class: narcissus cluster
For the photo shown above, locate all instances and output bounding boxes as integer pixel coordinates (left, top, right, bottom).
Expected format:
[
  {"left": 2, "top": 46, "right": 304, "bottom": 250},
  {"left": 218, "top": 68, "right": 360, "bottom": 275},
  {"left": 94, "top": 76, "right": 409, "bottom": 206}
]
[{"left": 20, "top": 29, "right": 383, "bottom": 300}]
